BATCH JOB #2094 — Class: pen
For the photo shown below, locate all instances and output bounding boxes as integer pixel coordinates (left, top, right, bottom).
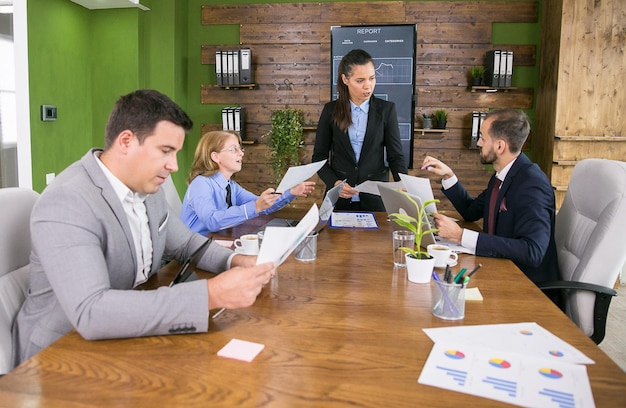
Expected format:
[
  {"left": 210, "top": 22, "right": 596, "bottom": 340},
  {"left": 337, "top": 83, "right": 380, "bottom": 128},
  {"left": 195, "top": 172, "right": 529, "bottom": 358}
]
[
  {"left": 453, "top": 268, "right": 467, "bottom": 284},
  {"left": 211, "top": 308, "right": 226, "bottom": 319},
  {"left": 466, "top": 263, "right": 482, "bottom": 278},
  {"left": 444, "top": 264, "right": 451, "bottom": 282}
]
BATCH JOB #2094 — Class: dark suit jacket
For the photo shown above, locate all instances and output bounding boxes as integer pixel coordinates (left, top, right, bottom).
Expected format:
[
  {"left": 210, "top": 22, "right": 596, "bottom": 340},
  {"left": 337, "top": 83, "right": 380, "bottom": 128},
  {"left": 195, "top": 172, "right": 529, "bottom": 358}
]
[
  {"left": 443, "top": 153, "right": 559, "bottom": 284},
  {"left": 312, "top": 96, "right": 407, "bottom": 211}
]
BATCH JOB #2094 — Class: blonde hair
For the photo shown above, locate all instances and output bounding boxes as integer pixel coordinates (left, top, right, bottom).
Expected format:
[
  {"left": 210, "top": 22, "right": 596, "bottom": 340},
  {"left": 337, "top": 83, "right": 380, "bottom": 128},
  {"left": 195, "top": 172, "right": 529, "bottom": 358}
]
[{"left": 187, "top": 130, "right": 242, "bottom": 184}]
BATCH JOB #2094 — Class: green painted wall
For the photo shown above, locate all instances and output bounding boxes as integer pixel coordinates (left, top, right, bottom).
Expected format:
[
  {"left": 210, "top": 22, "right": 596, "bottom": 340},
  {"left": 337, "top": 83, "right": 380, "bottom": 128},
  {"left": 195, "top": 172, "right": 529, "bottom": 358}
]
[
  {"left": 27, "top": 0, "right": 542, "bottom": 194},
  {"left": 27, "top": 0, "right": 92, "bottom": 191}
]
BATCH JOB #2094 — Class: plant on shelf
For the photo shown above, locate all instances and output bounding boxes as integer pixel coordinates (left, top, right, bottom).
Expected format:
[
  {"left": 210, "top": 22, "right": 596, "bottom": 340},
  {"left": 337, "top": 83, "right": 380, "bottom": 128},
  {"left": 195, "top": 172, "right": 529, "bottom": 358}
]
[
  {"left": 264, "top": 108, "right": 305, "bottom": 184},
  {"left": 469, "top": 65, "right": 485, "bottom": 86},
  {"left": 389, "top": 191, "right": 439, "bottom": 259},
  {"left": 433, "top": 109, "right": 448, "bottom": 129},
  {"left": 422, "top": 113, "right": 433, "bottom": 129}
]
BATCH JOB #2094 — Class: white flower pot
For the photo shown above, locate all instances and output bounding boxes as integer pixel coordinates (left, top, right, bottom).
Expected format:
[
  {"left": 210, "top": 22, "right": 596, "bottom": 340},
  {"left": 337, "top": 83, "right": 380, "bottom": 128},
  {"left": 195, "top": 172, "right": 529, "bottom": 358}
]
[{"left": 406, "top": 255, "right": 435, "bottom": 283}]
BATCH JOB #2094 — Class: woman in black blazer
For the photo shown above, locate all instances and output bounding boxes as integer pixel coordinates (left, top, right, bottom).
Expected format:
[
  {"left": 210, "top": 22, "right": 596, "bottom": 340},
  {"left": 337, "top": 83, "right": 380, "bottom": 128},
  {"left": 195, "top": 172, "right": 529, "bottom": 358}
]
[{"left": 312, "top": 49, "right": 407, "bottom": 211}]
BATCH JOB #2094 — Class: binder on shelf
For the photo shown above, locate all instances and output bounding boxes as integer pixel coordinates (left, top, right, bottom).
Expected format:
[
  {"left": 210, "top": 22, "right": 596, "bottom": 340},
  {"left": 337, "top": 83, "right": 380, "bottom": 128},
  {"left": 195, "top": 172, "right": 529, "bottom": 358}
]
[
  {"left": 498, "top": 50, "right": 507, "bottom": 87},
  {"left": 470, "top": 111, "right": 480, "bottom": 149},
  {"left": 215, "top": 51, "right": 223, "bottom": 86},
  {"left": 239, "top": 49, "right": 254, "bottom": 85},
  {"left": 221, "top": 107, "right": 230, "bottom": 130},
  {"left": 227, "top": 106, "right": 235, "bottom": 130},
  {"left": 485, "top": 50, "right": 500, "bottom": 87},
  {"left": 504, "top": 50, "right": 513, "bottom": 87},
  {"left": 233, "top": 50, "right": 240, "bottom": 85},
  {"left": 234, "top": 107, "right": 246, "bottom": 139},
  {"left": 226, "top": 51, "right": 235, "bottom": 85},
  {"left": 221, "top": 51, "right": 229, "bottom": 87}
]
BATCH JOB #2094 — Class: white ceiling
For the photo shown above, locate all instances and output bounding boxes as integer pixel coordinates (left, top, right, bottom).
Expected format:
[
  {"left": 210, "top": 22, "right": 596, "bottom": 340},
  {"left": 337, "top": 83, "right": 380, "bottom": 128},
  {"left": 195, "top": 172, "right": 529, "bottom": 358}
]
[{"left": 69, "top": 0, "right": 149, "bottom": 11}]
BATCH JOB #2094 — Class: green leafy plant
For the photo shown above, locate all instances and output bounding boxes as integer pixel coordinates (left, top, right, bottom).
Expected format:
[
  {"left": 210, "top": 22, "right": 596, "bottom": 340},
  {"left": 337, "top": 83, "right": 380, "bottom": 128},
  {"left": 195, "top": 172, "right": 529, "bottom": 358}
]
[
  {"left": 469, "top": 65, "right": 485, "bottom": 79},
  {"left": 389, "top": 191, "right": 439, "bottom": 259},
  {"left": 433, "top": 109, "right": 448, "bottom": 129},
  {"left": 265, "top": 108, "right": 305, "bottom": 184}
]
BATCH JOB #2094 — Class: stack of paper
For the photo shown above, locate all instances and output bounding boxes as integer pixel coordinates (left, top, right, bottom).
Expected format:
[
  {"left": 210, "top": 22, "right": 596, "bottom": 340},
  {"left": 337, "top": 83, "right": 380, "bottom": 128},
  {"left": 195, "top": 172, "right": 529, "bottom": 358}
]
[{"left": 418, "top": 322, "right": 596, "bottom": 407}]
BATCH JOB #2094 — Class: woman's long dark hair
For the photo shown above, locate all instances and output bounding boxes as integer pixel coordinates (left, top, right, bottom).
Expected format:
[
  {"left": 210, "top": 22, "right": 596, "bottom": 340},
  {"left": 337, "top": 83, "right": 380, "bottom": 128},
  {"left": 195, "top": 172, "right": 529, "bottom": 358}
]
[{"left": 332, "top": 49, "right": 374, "bottom": 132}]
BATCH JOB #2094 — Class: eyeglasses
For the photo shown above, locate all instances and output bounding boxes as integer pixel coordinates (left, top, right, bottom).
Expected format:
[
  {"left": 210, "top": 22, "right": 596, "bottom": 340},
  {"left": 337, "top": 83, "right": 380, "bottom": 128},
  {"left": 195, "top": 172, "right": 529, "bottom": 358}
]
[{"left": 218, "top": 146, "right": 245, "bottom": 154}]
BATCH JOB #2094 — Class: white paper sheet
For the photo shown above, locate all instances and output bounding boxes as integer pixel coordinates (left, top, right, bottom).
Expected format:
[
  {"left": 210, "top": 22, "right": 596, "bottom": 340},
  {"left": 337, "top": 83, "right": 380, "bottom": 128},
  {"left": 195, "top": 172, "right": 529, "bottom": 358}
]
[
  {"left": 418, "top": 341, "right": 595, "bottom": 408},
  {"left": 256, "top": 204, "right": 319, "bottom": 267},
  {"left": 399, "top": 173, "right": 438, "bottom": 214},
  {"left": 275, "top": 160, "right": 326, "bottom": 193},
  {"left": 217, "top": 339, "right": 265, "bottom": 362},
  {"left": 354, "top": 180, "right": 404, "bottom": 196},
  {"left": 422, "top": 322, "right": 594, "bottom": 365}
]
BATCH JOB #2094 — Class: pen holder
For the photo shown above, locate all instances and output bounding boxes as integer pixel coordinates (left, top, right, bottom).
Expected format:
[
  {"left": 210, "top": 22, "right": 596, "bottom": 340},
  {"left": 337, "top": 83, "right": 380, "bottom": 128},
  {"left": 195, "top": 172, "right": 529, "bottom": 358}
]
[
  {"left": 432, "top": 278, "right": 465, "bottom": 320},
  {"left": 295, "top": 231, "right": 318, "bottom": 262}
]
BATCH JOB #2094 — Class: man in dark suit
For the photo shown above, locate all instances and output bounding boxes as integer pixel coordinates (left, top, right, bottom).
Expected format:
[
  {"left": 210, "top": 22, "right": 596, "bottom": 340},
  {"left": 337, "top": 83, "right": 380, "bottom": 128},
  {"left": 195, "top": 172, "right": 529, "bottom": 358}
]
[
  {"left": 422, "top": 109, "right": 559, "bottom": 285},
  {"left": 312, "top": 49, "right": 407, "bottom": 212}
]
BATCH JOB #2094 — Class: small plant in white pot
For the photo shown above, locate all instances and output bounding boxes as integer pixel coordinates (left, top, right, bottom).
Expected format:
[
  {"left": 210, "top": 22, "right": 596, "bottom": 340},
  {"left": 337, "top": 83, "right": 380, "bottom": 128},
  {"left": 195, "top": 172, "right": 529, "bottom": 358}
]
[{"left": 389, "top": 191, "right": 440, "bottom": 283}]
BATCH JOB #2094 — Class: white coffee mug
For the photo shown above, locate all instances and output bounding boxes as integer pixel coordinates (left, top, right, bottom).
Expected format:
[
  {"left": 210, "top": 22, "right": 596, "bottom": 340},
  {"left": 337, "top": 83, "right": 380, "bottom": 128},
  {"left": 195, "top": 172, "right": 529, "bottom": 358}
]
[
  {"left": 234, "top": 234, "right": 259, "bottom": 255},
  {"left": 427, "top": 244, "right": 458, "bottom": 268}
]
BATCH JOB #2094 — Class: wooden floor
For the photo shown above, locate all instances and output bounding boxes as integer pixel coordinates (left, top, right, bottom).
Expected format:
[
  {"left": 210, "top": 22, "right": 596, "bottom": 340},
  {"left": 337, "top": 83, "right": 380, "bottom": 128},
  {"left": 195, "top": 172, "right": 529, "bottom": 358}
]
[{"left": 599, "top": 281, "right": 626, "bottom": 372}]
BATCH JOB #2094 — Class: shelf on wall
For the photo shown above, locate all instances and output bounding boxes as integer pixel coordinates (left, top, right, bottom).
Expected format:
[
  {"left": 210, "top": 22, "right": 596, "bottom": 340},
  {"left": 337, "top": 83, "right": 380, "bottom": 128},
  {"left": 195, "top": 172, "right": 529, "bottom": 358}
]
[
  {"left": 414, "top": 128, "right": 449, "bottom": 136},
  {"left": 555, "top": 136, "right": 626, "bottom": 141},
  {"left": 470, "top": 86, "right": 518, "bottom": 93},
  {"left": 216, "top": 84, "right": 256, "bottom": 90}
]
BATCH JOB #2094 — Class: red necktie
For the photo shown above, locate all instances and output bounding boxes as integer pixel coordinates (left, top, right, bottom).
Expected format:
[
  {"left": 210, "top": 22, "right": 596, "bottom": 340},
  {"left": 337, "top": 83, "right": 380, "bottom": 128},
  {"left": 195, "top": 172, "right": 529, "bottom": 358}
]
[{"left": 487, "top": 178, "right": 502, "bottom": 234}]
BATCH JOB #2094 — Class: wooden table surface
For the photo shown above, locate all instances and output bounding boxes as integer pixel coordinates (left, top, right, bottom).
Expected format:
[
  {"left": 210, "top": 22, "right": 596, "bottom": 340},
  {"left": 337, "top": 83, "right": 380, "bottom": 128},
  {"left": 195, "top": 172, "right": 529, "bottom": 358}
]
[{"left": 1, "top": 210, "right": 624, "bottom": 407}]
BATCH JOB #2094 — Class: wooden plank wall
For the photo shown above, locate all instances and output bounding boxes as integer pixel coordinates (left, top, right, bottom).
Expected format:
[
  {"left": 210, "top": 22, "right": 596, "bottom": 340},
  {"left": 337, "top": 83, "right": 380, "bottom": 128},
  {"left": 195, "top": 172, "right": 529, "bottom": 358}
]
[
  {"left": 200, "top": 1, "right": 539, "bottom": 211},
  {"left": 536, "top": 0, "right": 626, "bottom": 209}
]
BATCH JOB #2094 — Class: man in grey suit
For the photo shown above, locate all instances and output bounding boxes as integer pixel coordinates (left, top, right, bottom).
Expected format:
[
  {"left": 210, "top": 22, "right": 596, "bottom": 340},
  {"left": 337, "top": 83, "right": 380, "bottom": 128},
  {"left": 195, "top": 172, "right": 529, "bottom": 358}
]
[{"left": 12, "top": 89, "right": 274, "bottom": 366}]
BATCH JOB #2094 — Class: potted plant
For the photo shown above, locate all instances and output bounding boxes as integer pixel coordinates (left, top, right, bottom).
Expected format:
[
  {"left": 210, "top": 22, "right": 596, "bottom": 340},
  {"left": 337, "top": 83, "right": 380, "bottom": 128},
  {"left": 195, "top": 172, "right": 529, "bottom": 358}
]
[
  {"left": 389, "top": 191, "right": 440, "bottom": 283},
  {"left": 433, "top": 109, "right": 448, "bottom": 130},
  {"left": 421, "top": 113, "right": 433, "bottom": 129},
  {"left": 469, "top": 65, "right": 484, "bottom": 86},
  {"left": 264, "top": 108, "right": 305, "bottom": 184}
]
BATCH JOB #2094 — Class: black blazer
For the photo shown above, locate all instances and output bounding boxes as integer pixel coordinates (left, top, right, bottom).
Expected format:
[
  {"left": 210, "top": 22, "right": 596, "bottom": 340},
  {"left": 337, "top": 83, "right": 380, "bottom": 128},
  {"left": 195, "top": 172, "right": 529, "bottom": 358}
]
[
  {"left": 312, "top": 96, "right": 407, "bottom": 211},
  {"left": 443, "top": 153, "right": 559, "bottom": 284}
]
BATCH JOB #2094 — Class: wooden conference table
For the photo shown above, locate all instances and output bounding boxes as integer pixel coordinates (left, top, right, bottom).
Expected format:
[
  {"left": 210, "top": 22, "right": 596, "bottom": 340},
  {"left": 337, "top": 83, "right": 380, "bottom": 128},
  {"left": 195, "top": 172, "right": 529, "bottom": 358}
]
[{"left": 0, "top": 210, "right": 625, "bottom": 407}]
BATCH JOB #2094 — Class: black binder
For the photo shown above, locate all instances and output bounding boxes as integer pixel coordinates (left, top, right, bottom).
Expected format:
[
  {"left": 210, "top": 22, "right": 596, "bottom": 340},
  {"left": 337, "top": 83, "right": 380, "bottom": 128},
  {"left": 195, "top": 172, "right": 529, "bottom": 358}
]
[
  {"left": 470, "top": 111, "right": 480, "bottom": 149},
  {"left": 239, "top": 49, "right": 254, "bottom": 84},
  {"left": 485, "top": 50, "right": 500, "bottom": 87}
]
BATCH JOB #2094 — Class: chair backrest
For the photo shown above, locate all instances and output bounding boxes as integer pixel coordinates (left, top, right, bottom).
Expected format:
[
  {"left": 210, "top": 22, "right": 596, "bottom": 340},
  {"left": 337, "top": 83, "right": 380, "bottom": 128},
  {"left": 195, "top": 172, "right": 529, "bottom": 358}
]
[
  {"left": 162, "top": 175, "right": 183, "bottom": 218},
  {"left": 0, "top": 187, "right": 39, "bottom": 374},
  {"left": 555, "top": 159, "right": 626, "bottom": 336}
]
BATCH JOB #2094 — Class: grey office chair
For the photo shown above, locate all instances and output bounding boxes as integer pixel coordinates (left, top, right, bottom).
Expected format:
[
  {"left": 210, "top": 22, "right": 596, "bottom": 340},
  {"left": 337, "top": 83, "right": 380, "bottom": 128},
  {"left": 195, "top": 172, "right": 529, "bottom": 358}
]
[
  {"left": 0, "top": 187, "right": 40, "bottom": 374},
  {"left": 162, "top": 175, "right": 182, "bottom": 217},
  {"left": 539, "top": 159, "right": 626, "bottom": 344}
]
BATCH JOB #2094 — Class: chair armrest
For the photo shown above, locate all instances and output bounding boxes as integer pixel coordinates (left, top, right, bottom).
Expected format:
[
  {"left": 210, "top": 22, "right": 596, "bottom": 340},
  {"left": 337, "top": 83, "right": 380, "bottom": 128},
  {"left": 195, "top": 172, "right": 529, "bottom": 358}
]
[
  {"left": 537, "top": 280, "right": 617, "bottom": 344},
  {"left": 537, "top": 281, "right": 617, "bottom": 297}
]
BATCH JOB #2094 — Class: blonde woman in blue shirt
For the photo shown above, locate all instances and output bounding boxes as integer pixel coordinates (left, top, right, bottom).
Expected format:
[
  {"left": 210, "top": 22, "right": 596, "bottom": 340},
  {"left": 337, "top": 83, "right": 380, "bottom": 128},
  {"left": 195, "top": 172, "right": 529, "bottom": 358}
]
[{"left": 181, "top": 130, "right": 315, "bottom": 235}]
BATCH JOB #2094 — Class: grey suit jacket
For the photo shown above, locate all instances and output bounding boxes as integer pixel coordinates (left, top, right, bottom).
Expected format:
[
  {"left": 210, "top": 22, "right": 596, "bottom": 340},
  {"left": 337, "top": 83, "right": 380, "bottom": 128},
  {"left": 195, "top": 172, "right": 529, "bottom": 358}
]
[{"left": 13, "top": 149, "right": 234, "bottom": 365}]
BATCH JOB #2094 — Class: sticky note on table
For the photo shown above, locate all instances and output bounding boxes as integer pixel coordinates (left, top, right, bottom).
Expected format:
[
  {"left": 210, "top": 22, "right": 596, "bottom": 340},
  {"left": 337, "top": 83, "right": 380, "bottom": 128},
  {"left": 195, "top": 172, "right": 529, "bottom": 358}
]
[
  {"left": 217, "top": 339, "right": 265, "bottom": 362},
  {"left": 465, "top": 287, "right": 483, "bottom": 301}
]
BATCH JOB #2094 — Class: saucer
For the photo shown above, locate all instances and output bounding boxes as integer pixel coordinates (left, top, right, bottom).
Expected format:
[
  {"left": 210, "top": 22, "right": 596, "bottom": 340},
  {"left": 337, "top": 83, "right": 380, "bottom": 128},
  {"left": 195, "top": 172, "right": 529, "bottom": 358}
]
[
  {"left": 434, "top": 260, "right": 457, "bottom": 269},
  {"left": 234, "top": 247, "right": 258, "bottom": 255}
]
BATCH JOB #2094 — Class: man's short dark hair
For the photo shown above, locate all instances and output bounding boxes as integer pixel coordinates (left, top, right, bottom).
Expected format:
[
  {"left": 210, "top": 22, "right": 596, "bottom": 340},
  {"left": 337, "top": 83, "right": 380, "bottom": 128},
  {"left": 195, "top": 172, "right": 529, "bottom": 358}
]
[
  {"left": 485, "top": 109, "right": 530, "bottom": 154},
  {"left": 104, "top": 89, "right": 193, "bottom": 149}
]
